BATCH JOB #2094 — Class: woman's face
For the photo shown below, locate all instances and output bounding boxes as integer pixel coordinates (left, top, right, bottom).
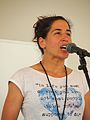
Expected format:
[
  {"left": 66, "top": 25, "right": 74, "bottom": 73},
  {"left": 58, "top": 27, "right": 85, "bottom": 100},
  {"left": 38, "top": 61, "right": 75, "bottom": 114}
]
[{"left": 40, "top": 20, "right": 72, "bottom": 60}]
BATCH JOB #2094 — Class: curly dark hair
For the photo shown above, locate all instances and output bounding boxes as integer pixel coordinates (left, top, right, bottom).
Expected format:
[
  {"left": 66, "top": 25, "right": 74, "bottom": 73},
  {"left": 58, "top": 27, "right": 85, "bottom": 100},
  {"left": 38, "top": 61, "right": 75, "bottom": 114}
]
[{"left": 32, "top": 15, "right": 72, "bottom": 54}]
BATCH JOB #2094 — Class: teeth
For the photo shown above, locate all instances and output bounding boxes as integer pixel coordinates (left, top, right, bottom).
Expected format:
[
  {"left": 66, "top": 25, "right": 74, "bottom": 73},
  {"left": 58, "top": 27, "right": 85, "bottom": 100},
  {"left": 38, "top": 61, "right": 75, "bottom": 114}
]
[{"left": 60, "top": 46, "right": 66, "bottom": 49}]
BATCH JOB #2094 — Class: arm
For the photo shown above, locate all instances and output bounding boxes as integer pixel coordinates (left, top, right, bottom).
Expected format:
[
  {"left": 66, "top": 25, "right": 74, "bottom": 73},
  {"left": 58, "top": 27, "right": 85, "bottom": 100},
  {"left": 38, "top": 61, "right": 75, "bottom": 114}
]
[
  {"left": 83, "top": 90, "right": 90, "bottom": 120},
  {"left": 1, "top": 82, "right": 24, "bottom": 120}
]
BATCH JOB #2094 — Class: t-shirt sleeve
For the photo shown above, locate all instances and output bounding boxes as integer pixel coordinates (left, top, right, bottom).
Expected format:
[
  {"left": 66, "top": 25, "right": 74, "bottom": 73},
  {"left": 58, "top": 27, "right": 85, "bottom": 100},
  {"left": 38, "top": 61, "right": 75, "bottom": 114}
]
[
  {"left": 9, "top": 69, "right": 25, "bottom": 97},
  {"left": 81, "top": 72, "right": 89, "bottom": 95}
]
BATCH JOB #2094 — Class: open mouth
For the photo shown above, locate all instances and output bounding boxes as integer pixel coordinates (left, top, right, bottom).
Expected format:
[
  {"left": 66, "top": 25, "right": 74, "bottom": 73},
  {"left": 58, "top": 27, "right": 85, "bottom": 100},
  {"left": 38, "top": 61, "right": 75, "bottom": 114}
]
[{"left": 60, "top": 45, "right": 67, "bottom": 50}]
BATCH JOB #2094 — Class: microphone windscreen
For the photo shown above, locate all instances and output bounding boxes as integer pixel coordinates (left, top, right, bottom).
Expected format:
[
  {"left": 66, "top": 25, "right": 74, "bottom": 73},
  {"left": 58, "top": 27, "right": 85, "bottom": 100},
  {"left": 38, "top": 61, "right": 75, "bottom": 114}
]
[{"left": 66, "top": 43, "right": 76, "bottom": 53}]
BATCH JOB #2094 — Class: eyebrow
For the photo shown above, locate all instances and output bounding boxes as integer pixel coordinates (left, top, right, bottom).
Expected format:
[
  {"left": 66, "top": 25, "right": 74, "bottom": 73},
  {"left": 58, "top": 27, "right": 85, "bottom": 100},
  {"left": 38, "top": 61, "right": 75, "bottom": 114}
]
[{"left": 51, "top": 28, "right": 71, "bottom": 33}]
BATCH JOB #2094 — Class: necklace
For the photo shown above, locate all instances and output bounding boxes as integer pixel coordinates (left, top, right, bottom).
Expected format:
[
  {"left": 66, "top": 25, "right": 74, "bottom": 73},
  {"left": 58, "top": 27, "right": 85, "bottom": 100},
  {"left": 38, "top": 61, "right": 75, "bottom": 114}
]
[{"left": 40, "top": 61, "right": 68, "bottom": 120}]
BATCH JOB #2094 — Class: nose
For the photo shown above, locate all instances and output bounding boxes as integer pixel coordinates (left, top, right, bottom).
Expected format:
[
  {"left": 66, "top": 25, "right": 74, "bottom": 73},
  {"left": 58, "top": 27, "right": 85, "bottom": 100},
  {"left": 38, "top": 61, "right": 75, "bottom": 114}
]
[{"left": 61, "top": 33, "right": 71, "bottom": 42}]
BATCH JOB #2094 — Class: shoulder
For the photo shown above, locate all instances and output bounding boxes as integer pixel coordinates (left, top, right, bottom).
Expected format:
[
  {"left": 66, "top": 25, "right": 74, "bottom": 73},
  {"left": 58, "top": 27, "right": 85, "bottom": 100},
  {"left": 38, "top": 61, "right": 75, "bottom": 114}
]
[
  {"left": 69, "top": 69, "right": 88, "bottom": 82},
  {"left": 70, "top": 69, "right": 85, "bottom": 77},
  {"left": 31, "top": 62, "right": 43, "bottom": 72},
  {"left": 71, "top": 69, "right": 89, "bottom": 94},
  {"left": 9, "top": 66, "right": 33, "bottom": 87},
  {"left": 10, "top": 67, "right": 31, "bottom": 78}
]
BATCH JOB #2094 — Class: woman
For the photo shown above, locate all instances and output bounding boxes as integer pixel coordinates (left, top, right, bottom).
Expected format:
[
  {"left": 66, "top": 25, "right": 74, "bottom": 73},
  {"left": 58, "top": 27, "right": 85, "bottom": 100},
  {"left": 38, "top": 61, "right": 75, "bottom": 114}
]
[{"left": 1, "top": 15, "right": 90, "bottom": 120}]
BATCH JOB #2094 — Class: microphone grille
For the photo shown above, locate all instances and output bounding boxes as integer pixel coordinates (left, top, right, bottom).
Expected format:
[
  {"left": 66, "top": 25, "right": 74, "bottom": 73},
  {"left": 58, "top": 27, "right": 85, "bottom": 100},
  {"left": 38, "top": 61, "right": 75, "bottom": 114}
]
[{"left": 66, "top": 43, "right": 76, "bottom": 53}]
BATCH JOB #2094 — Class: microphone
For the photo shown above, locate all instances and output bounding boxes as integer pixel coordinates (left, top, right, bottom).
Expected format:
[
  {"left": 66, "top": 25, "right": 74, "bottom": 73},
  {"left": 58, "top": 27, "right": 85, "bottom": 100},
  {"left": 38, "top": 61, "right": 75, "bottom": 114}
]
[{"left": 66, "top": 43, "right": 90, "bottom": 57}]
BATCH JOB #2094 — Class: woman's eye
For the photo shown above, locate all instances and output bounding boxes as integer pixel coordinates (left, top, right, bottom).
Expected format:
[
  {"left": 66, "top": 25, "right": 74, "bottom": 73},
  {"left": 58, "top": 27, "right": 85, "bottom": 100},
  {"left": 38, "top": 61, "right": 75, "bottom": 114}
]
[
  {"left": 54, "top": 32, "right": 71, "bottom": 36},
  {"left": 67, "top": 33, "right": 71, "bottom": 36},
  {"left": 55, "top": 32, "right": 61, "bottom": 35}
]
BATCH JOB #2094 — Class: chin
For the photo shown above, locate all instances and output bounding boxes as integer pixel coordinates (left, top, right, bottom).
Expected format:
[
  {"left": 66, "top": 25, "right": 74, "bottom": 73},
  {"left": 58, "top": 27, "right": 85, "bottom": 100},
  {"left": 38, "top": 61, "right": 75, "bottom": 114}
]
[{"left": 60, "top": 55, "right": 69, "bottom": 60}]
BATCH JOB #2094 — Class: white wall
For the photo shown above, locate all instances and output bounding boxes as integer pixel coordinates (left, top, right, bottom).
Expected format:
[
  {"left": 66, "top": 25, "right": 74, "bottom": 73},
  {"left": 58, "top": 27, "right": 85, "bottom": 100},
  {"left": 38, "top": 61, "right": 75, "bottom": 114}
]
[
  {"left": 0, "top": 0, "right": 90, "bottom": 44},
  {"left": 0, "top": 39, "right": 41, "bottom": 119}
]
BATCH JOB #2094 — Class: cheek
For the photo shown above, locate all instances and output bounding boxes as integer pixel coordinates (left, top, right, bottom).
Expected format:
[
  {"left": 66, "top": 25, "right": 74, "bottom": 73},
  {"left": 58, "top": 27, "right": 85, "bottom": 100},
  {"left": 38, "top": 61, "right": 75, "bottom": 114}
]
[
  {"left": 47, "top": 41, "right": 58, "bottom": 49},
  {"left": 47, "top": 38, "right": 59, "bottom": 47},
  {"left": 69, "top": 37, "right": 72, "bottom": 42}
]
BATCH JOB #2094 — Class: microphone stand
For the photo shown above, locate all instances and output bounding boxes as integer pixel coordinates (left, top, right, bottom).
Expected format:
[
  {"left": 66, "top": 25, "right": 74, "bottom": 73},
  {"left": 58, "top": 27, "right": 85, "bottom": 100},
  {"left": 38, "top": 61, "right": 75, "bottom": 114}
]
[{"left": 78, "top": 53, "right": 90, "bottom": 89}]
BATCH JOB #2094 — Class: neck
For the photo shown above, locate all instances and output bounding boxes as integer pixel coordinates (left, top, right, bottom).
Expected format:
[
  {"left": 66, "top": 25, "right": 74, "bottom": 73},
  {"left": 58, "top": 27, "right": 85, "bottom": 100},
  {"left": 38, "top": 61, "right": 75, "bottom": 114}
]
[
  {"left": 40, "top": 60, "right": 66, "bottom": 78},
  {"left": 41, "top": 56, "right": 65, "bottom": 73}
]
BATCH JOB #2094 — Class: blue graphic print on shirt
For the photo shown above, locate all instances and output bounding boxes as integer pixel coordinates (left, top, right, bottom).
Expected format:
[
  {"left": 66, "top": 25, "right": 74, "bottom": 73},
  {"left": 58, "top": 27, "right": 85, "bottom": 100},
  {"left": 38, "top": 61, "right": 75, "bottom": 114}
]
[{"left": 38, "top": 87, "right": 82, "bottom": 119}]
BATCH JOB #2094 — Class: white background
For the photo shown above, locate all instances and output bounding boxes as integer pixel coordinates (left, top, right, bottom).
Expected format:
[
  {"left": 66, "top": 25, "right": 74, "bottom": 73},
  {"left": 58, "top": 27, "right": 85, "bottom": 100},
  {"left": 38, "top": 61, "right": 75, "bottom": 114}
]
[{"left": 0, "top": 39, "right": 41, "bottom": 119}]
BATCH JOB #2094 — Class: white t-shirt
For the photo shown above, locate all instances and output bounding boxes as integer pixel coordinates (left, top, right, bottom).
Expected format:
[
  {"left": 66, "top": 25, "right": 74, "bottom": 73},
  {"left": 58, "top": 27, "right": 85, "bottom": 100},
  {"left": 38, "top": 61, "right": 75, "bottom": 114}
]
[{"left": 9, "top": 67, "right": 89, "bottom": 120}]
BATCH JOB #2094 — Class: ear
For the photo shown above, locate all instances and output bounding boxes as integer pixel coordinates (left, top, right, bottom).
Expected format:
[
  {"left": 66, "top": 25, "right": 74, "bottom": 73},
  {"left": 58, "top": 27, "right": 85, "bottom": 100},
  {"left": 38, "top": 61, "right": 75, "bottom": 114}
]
[{"left": 38, "top": 37, "right": 46, "bottom": 49}]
